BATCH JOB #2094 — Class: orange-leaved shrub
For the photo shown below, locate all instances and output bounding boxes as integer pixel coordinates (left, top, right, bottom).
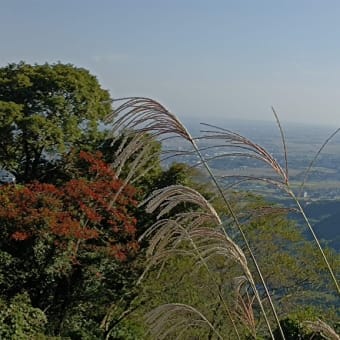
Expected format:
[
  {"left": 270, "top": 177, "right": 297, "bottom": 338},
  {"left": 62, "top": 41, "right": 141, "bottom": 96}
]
[{"left": 0, "top": 151, "right": 139, "bottom": 261}]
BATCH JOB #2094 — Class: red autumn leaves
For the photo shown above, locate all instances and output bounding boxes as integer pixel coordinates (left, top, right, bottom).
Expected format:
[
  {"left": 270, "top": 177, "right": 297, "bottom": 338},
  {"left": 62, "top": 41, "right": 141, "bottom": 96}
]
[{"left": 0, "top": 151, "right": 139, "bottom": 261}]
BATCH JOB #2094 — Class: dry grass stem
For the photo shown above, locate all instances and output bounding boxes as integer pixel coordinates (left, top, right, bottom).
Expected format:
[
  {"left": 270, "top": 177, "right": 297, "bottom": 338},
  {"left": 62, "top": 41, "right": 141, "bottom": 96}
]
[
  {"left": 200, "top": 123, "right": 288, "bottom": 183},
  {"left": 110, "top": 133, "right": 155, "bottom": 178},
  {"left": 142, "top": 184, "right": 221, "bottom": 224},
  {"left": 188, "top": 227, "right": 249, "bottom": 276},
  {"left": 233, "top": 276, "right": 257, "bottom": 337}
]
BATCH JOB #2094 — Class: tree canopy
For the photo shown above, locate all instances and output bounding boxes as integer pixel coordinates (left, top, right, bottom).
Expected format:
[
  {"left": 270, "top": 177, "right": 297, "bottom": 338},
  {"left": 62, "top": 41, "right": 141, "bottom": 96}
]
[
  {"left": 0, "top": 151, "right": 140, "bottom": 338},
  {"left": 0, "top": 62, "right": 112, "bottom": 181}
]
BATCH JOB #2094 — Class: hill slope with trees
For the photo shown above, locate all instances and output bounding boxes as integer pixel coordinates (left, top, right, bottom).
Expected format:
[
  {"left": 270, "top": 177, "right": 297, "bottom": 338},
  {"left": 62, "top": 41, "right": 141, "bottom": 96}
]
[{"left": 0, "top": 63, "right": 339, "bottom": 339}]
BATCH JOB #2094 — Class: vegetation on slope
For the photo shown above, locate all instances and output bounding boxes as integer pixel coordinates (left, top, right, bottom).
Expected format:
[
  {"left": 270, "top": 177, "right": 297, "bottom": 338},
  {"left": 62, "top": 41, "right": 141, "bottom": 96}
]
[{"left": 0, "top": 63, "right": 339, "bottom": 339}]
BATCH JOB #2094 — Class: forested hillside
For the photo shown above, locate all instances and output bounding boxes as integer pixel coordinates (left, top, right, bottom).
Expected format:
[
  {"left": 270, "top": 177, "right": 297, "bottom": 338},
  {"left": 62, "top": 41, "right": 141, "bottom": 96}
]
[
  {"left": 0, "top": 62, "right": 339, "bottom": 339},
  {"left": 300, "top": 200, "right": 340, "bottom": 251}
]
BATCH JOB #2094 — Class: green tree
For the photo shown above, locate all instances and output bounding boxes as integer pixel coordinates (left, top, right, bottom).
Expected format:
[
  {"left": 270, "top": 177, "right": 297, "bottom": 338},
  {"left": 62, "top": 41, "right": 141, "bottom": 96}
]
[
  {"left": 0, "top": 62, "right": 112, "bottom": 182},
  {"left": 0, "top": 293, "right": 52, "bottom": 340}
]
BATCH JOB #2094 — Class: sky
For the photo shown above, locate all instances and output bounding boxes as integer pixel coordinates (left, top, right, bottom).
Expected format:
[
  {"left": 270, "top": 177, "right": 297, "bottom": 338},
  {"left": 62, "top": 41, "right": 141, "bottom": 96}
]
[{"left": 1, "top": 0, "right": 340, "bottom": 127}]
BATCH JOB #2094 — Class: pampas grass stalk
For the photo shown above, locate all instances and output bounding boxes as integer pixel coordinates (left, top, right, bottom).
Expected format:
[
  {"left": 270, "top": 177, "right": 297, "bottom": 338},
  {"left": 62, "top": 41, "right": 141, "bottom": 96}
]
[
  {"left": 140, "top": 184, "right": 275, "bottom": 339},
  {"left": 303, "top": 319, "right": 340, "bottom": 340},
  {"left": 109, "top": 97, "right": 285, "bottom": 339},
  {"left": 145, "top": 303, "right": 224, "bottom": 339},
  {"left": 140, "top": 186, "right": 242, "bottom": 338},
  {"left": 233, "top": 276, "right": 257, "bottom": 338}
]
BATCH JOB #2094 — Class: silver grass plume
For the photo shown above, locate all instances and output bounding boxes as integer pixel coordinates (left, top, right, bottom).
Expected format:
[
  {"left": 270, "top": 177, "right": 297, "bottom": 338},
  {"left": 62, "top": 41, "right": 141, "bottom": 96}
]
[
  {"left": 140, "top": 185, "right": 271, "bottom": 339},
  {"left": 107, "top": 97, "right": 192, "bottom": 141},
  {"left": 233, "top": 276, "right": 257, "bottom": 338},
  {"left": 187, "top": 227, "right": 250, "bottom": 279},
  {"left": 142, "top": 184, "right": 221, "bottom": 223},
  {"left": 303, "top": 319, "right": 339, "bottom": 340},
  {"left": 139, "top": 185, "right": 225, "bottom": 272},
  {"left": 106, "top": 97, "right": 195, "bottom": 202},
  {"left": 145, "top": 303, "right": 223, "bottom": 340},
  {"left": 141, "top": 184, "right": 277, "bottom": 338},
  {"left": 140, "top": 185, "right": 244, "bottom": 338},
  {"left": 104, "top": 132, "right": 161, "bottom": 205},
  {"left": 110, "top": 133, "right": 155, "bottom": 179},
  {"left": 200, "top": 123, "right": 288, "bottom": 186}
]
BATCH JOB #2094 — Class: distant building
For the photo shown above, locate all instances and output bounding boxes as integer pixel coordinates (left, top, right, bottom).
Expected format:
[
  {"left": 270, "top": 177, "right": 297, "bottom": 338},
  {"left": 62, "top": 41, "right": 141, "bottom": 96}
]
[{"left": 0, "top": 170, "right": 16, "bottom": 184}]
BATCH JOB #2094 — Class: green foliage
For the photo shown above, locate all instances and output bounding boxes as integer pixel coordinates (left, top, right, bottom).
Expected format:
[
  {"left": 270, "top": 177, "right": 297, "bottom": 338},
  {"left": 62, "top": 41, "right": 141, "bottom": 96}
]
[
  {"left": 135, "top": 243, "right": 230, "bottom": 337},
  {"left": 0, "top": 151, "right": 141, "bottom": 338},
  {"left": 104, "top": 318, "right": 145, "bottom": 340},
  {"left": 0, "top": 293, "right": 52, "bottom": 339},
  {"left": 157, "top": 162, "right": 192, "bottom": 188},
  {"left": 1, "top": 70, "right": 340, "bottom": 339},
  {"left": 271, "top": 317, "right": 324, "bottom": 340},
  {"left": 132, "top": 192, "right": 340, "bottom": 338},
  {"left": 0, "top": 62, "right": 112, "bottom": 182}
]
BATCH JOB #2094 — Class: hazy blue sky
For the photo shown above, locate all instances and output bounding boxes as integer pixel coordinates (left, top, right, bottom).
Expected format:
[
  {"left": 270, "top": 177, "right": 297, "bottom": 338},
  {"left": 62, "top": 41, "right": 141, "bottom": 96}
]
[{"left": 1, "top": 0, "right": 340, "bottom": 126}]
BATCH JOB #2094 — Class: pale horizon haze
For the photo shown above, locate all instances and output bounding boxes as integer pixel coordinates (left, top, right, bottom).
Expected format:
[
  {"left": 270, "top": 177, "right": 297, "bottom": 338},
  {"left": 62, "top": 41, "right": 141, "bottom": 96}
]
[{"left": 1, "top": 0, "right": 340, "bottom": 127}]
